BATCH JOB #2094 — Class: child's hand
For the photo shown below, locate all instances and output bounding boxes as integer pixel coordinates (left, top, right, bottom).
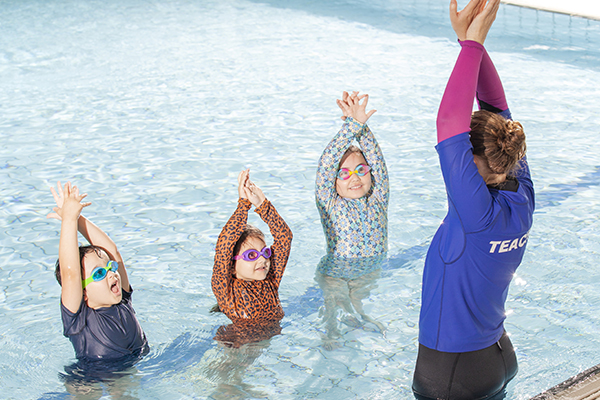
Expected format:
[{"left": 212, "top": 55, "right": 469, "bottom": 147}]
[
  {"left": 336, "top": 91, "right": 354, "bottom": 121},
  {"left": 336, "top": 91, "right": 376, "bottom": 124},
  {"left": 244, "top": 178, "right": 265, "bottom": 208},
  {"left": 238, "top": 170, "right": 250, "bottom": 200},
  {"left": 237, "top": 169, "right": 265, "bottom": 207},
  {"left": 47, "top": 181, "right": 91, "bottom": 222},
  {"left": 47, "top": 181, "right": 67, "bottom": 220}
]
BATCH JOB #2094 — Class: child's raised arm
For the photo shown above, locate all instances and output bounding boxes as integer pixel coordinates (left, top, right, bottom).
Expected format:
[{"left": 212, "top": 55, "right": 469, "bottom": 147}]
[
  {"left": 357, "top": 124, "right": 389, "bottom": 206},
  {"left": 316, "top": 92, "right": 376, "bottom": 208},
  {"left": 245, "top": 172, "right": 292, "bottom": 286},
  {"left": 49, "top": 182, "right": 91, "bottom": 313},
  {"left": 343, "top": 93, "right": 388, "bottom": 205},
  {"left": 212, "top": 170, "right": 257, "bottom": 312},
  {"left": 48, "top": 182, "right": 131, "bottom": 296}
]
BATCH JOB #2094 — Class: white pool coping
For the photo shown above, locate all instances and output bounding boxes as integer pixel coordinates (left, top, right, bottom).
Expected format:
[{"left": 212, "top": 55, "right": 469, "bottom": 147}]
[
  {"left": 530, "top": 363, "right": 600, "bottom": 400},
  {"left": 501, "top": 0, "right": 600, "bottom": 20}
]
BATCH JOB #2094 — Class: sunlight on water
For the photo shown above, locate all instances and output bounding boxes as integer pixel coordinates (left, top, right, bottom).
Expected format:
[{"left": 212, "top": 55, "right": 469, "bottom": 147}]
[{"left": 1, "top": 0, "right": 600, "bottom": 398}]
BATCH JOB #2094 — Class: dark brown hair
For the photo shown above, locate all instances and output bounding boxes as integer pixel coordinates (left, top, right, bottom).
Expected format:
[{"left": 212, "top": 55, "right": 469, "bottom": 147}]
[
  {"left": 232, "top": 224, "right": 265, "bottom": 267},
  {"left": 469, "top": 110, "right": 526, "bottom": 175},
  {"left": 338, "top": 145, "right": 365, "bottom": 169},
  {"left": 54, "top": 245, "right": 108, "bottom": 286}
]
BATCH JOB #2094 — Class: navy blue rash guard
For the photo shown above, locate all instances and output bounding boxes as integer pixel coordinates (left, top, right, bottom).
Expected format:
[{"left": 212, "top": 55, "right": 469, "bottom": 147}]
[
  {"left": 419, "top": 115, "right": 534, "bottom": 353},
  {"left": 61, "top": 289, "right": 148, "bottom": 360}
]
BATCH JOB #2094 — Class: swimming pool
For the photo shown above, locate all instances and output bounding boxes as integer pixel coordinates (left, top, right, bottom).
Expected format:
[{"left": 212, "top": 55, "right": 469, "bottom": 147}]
[{"left": 1, "top": 0, "right": 600, "bottom": 398}]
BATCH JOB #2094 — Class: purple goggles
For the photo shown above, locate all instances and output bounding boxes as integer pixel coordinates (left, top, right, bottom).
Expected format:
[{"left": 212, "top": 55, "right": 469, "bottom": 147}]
[{"left": 233, "top": 246, "right": 272, "bottom": 262}]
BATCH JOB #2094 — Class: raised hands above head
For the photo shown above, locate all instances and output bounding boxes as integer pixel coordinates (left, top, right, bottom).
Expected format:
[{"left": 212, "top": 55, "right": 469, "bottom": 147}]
[
  {"left": 48, "top": 181, "right": 91, "bottom": 222},
  {"left": 336, "top": 91, "right": 376, "bottom": 125},
  {"left": 450, "top": 0, "right": 501, "bottom": 45},
  {"left": 238, "top": 169, "right": 266, "bottom": 208}
]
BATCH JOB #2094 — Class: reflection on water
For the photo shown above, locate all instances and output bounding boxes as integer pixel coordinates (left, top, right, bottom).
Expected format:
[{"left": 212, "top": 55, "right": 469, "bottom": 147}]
[
  {"left": 203, "top": 341, "right": 271, "bottom": 400},
  {"left": 60, "top": 361, "right": 141, "bottom": 400},
  {"left": 38, "top": 355, "right": 144, "bottom": 400},
  {"left": 147, "top": 328, "right": 275, "bottom": 400},
  {"left": 315, "top": 253, "right": 387, "bottom": 350},
  {"left": 213, "top": 318, "right": 282, "bottom": 349}
]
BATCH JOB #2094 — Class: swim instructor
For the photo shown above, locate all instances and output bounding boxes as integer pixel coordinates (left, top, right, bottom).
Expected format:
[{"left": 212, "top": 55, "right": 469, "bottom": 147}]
[{"left": 413, "top": 0, "right": 534, "bottom": 398}]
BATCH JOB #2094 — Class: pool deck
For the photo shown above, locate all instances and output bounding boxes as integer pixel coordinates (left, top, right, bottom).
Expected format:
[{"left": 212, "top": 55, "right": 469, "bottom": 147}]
[
  {"left": 530, "top": 363, "right": 600, "bottom": 399},
  {"left": 501, "top": 0, "right": 600, "bottom": 20}
]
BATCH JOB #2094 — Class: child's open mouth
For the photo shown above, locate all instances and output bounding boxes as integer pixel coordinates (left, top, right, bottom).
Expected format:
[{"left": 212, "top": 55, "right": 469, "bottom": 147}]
[{"left": 111, "top": 280, "right": 120, "bottom": 294}]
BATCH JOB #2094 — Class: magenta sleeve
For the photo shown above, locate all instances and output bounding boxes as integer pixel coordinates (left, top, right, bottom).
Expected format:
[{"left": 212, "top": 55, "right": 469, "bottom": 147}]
[
  {"left": 437, "top": 40, "right": 484, "bottom": 144},
  {"left": 476, "top": 47, "right": 508, "bottom": 111}
]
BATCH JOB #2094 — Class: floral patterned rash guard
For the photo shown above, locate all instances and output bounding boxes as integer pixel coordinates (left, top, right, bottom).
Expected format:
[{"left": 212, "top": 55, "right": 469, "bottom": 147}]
[{"left": 315, "top": 117, "right": 389, "bottom": 259}]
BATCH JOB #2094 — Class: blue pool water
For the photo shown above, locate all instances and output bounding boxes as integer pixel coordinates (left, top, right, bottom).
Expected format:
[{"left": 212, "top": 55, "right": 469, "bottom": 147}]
[{"left": 1, "top": 0, "right": 600, "bottom": 398}]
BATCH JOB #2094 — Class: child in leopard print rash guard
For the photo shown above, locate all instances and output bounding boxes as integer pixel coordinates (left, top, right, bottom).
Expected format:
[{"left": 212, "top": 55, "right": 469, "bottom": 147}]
[{"left": 211, "top": 169, "right": 293, "bottom": 323}]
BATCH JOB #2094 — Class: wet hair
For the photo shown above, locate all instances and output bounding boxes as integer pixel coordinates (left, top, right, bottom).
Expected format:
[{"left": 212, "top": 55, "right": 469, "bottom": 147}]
[
  {"left": 54, "top": 245, "right": 108, "bottom": 286},
  {"left": 231, "top": 224, "right": 265, "bottom": 267},
  {"left": 338, "top": 145, "right": 365, "bottom": 169},
  {"left": 469, "top": 110, "right": 526, "bottom": 176}
]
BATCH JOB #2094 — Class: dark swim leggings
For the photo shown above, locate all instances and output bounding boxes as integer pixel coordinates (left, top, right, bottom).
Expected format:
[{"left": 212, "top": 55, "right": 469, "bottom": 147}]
[{"left": 412, "top": 332, "right": 518, "bottom": 400}]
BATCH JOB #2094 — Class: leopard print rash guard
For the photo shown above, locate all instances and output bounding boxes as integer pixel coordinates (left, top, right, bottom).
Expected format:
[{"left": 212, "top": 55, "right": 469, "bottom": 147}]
[{"left": 212, "top": 198, "right": 292, "bottom": 321}]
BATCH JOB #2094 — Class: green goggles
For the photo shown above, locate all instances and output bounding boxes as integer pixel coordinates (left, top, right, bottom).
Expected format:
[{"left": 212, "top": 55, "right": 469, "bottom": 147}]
[{"left": 82, "top": 260, "right": 119, "bottom": 289}]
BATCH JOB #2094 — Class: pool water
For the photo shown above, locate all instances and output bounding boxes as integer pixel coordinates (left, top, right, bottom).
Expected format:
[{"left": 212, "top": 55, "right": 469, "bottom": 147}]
[{"left": 1, "top": 0, "right": 600, "bottom": 398}]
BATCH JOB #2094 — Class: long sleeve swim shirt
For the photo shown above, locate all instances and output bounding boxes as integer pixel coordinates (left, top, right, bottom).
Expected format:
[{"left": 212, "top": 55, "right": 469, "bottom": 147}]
[
  {"left": 212, "top": 198, "right": 292, "bottom": 322},
  {"left": 315, "top": 117, "right": 389, "bottom": 259},
  {"left": 419, "top": 41, "right": 535, "bottom": 353}
]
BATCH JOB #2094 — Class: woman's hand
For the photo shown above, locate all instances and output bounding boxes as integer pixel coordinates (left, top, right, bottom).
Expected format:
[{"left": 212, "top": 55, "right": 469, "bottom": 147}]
[
  {"left": 450, "top": 0, "right": 487, "bottom": 42},
  {"left": 465, "top": 0, "right": 500, "bottom": 45}
]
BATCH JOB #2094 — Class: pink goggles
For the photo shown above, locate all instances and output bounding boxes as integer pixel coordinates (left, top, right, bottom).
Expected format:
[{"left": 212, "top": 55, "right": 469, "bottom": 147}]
[{"left": 337, "top": 164, "right": 370, "bottom": 180}]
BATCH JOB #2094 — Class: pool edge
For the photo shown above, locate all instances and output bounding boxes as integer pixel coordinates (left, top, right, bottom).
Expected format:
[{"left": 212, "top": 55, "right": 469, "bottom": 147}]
[
  {"left": 501, "top": 0, "right": 600, "bottom": 21},
  {"left": 530, "top": 363, "right": 600, "bottom": 399}
]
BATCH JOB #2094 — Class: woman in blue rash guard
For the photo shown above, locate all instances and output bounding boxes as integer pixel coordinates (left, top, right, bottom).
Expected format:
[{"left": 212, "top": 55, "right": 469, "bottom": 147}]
[{"left": 413, "top": 0, "right": 534, "bottom": 398}]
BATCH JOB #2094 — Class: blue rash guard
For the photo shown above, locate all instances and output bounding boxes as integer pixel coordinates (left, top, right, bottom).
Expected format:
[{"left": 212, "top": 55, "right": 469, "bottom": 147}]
[
  {"left": 61, "top": 289, "right": 149, "bottom": 360},
  {"left": 419, "top": 110, "right": 534, "bottom": 353}
]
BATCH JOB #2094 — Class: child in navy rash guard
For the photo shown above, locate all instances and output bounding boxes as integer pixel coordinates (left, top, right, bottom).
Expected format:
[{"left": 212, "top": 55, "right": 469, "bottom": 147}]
[
  {"left": 49, "top": 182, "right": 148, "bottom": 360},
  {"left": 412, "top": 1, "right": 534, "bottom": 399}
]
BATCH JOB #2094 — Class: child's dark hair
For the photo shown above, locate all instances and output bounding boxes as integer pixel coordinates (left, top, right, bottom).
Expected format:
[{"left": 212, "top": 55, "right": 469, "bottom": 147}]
[
  {"left": 232, "top": 224, "right": 265, "bottom": 265},
  {"left": 209, "top": 224, "right": 265, "bottom": 314},
  {"left": 338, "top": 145, "right": 365, "bottom": 169},
  {"left": 54, "top": 245, "right": 109, "bottom": 286}
]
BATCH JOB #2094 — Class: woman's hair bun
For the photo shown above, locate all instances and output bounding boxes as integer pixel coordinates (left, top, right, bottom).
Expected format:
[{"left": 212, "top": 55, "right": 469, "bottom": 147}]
[{"left": 470, "top": 110, "right": 526, "bottom": 175}]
